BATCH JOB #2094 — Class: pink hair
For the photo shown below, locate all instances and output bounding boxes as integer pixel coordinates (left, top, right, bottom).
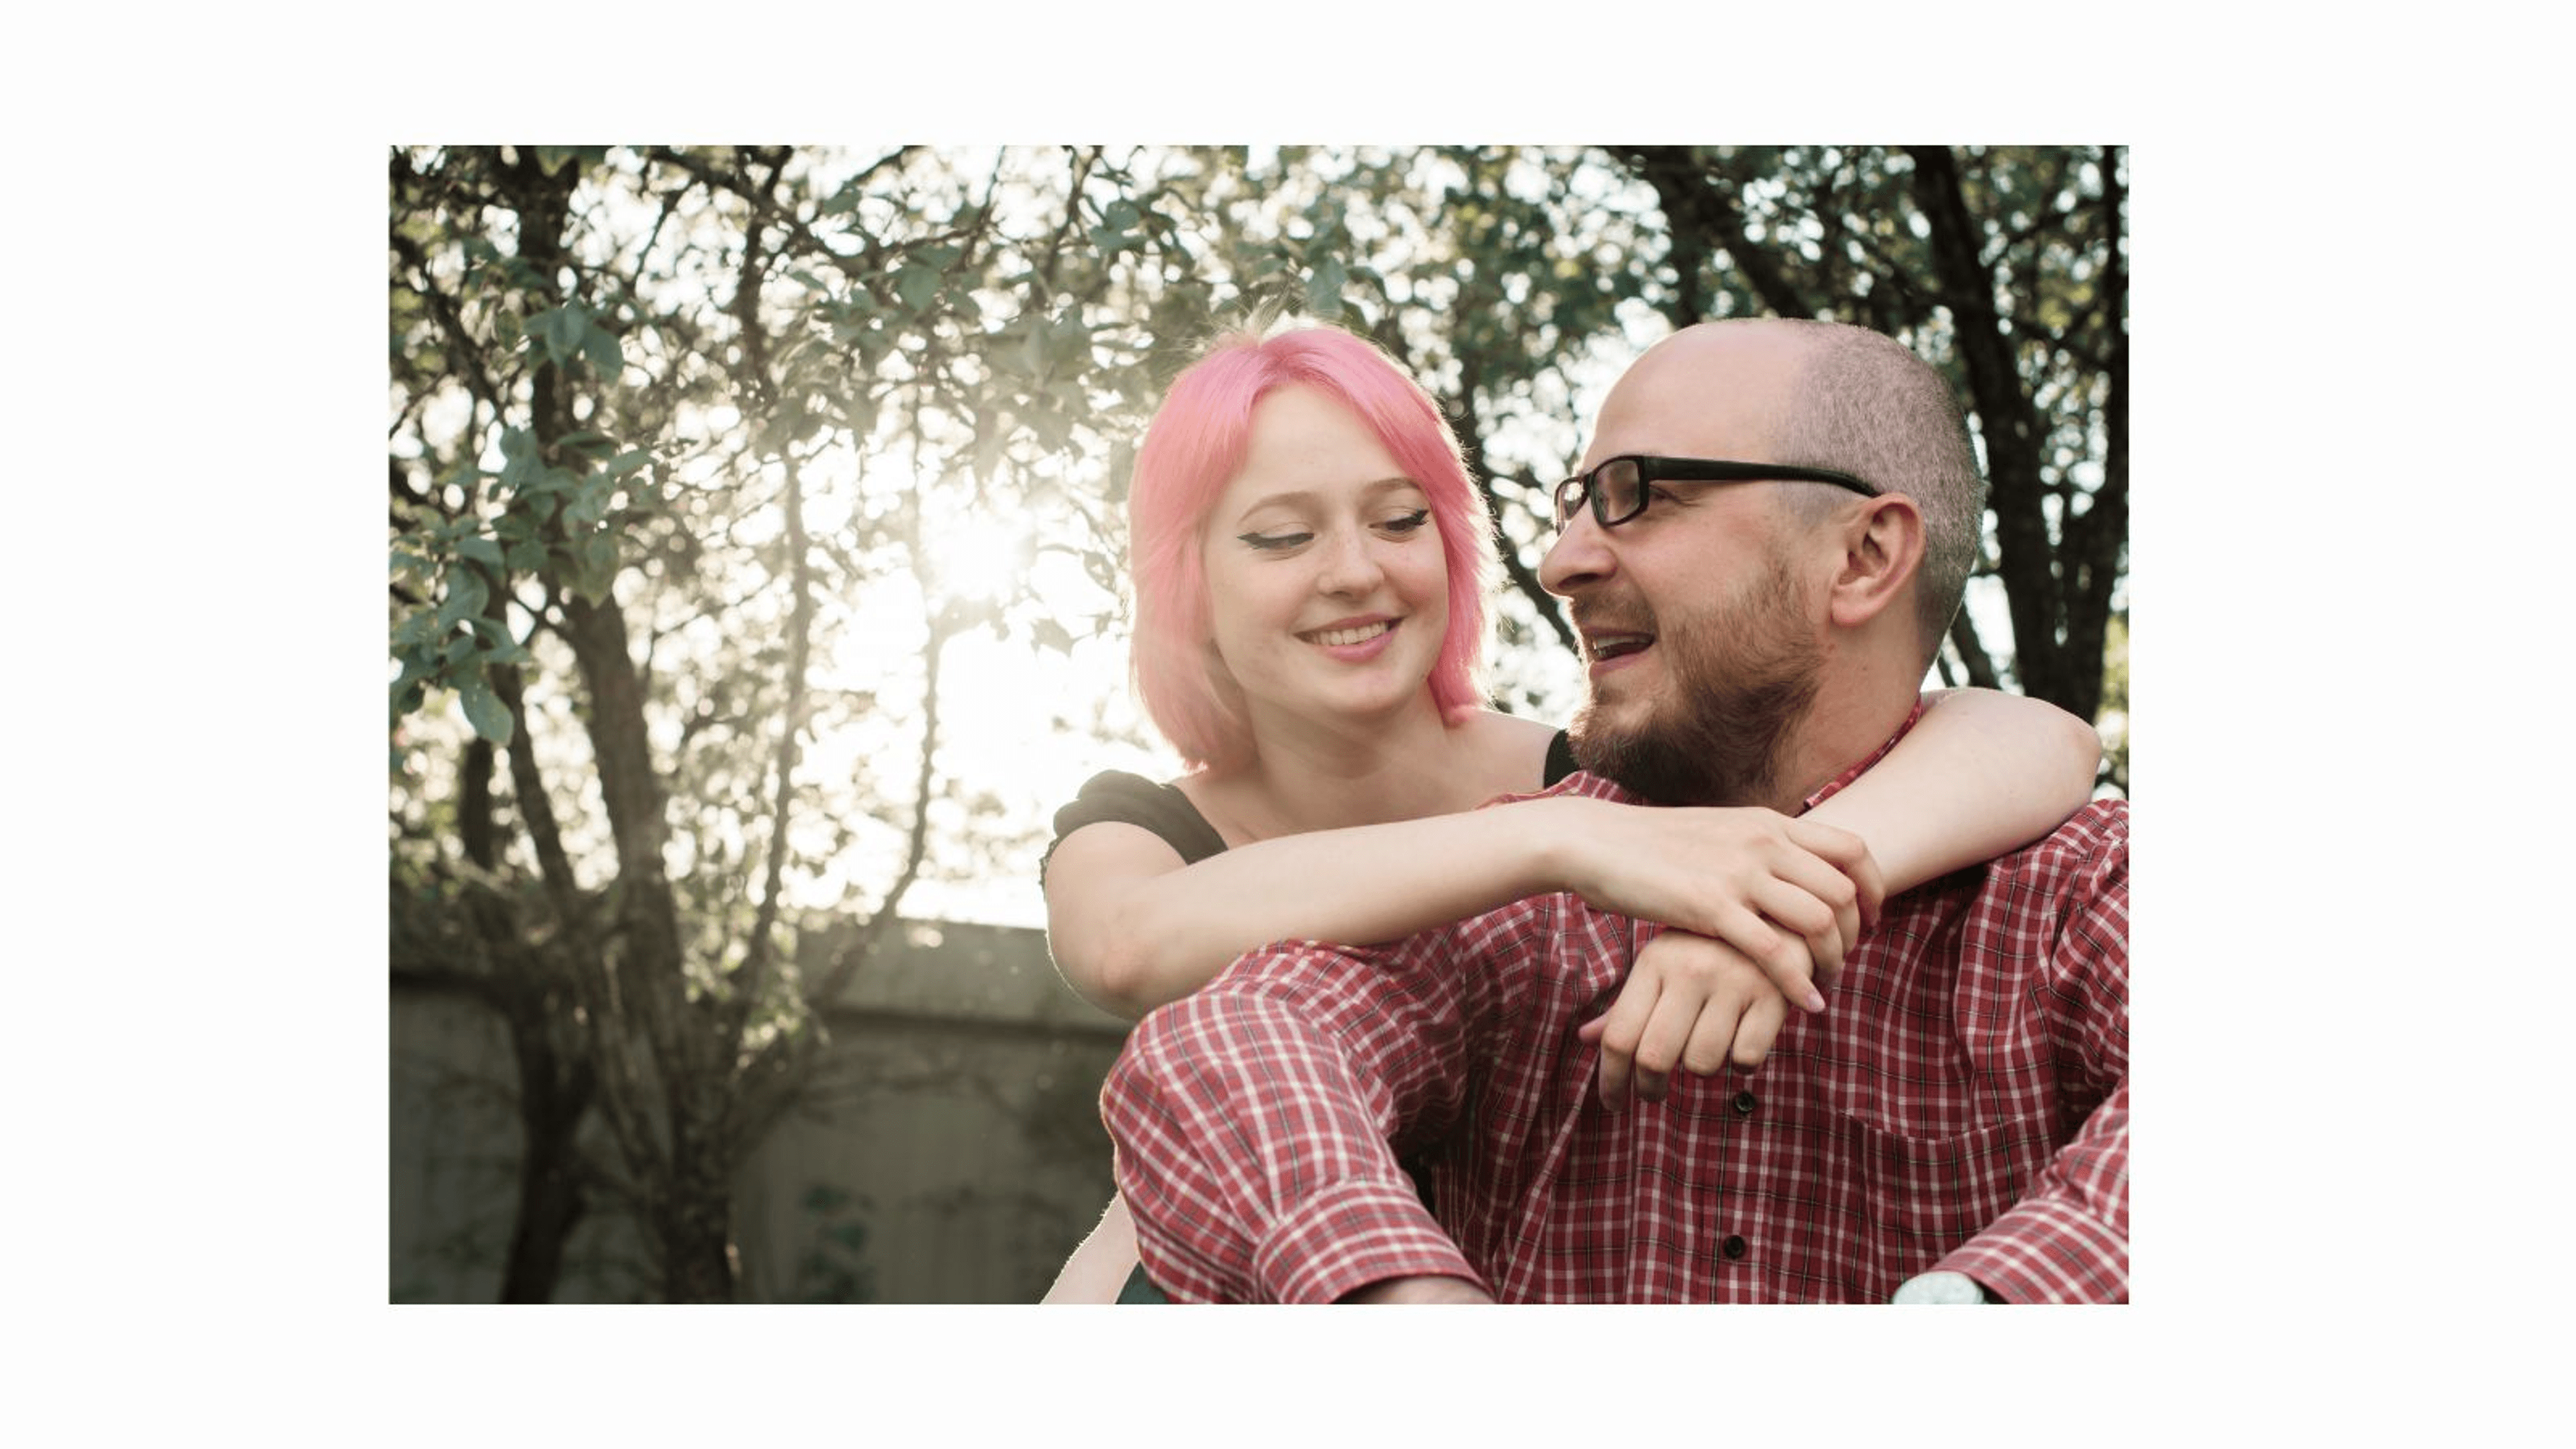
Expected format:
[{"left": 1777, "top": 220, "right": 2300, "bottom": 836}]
[{"left": 1127, "top": 326, "right": 1497, "bottom": 773}]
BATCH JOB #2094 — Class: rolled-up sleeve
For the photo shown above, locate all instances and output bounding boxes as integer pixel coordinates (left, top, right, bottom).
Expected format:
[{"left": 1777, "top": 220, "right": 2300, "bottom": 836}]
[
  {"left": 1102, "top": 926, "right": 1504, "bottom": 1303},
  {"left": 1940, "top": 812, "right": 2130, "bottom": 1302}
]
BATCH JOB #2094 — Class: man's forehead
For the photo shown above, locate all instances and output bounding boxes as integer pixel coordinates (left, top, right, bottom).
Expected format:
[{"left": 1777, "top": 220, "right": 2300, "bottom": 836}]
[{"left": 1578, "top": 325, "right": 1806, "bottom": 468}]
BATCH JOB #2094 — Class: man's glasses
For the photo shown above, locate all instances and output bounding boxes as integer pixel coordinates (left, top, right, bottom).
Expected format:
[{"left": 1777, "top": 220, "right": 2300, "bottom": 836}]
[{"left": 1552, "top": 455, "right": 1880, "bottom": 531}]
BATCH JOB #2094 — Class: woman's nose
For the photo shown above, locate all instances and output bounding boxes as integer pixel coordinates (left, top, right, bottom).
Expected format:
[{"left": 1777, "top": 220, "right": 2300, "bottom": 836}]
[{"left": 1316, "top": 529, "right": 1385, "bottom": 595}]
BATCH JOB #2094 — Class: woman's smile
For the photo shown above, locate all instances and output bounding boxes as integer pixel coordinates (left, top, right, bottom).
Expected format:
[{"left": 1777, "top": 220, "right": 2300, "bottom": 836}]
[{"left": 1300, "top": 616, "right": 1399, "bottom": 657}]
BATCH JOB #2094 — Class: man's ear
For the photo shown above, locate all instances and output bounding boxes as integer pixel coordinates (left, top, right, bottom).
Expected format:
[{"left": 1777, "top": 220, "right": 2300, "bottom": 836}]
[{"left": 1826, "top": 494, "right": 1925, "bottom": 631}]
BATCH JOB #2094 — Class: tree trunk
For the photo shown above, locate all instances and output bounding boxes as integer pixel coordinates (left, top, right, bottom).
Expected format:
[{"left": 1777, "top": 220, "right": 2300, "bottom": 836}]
[
  {"left": 481, "top": 144, "right": 744, "bottom": 1303},
  {"left": 498, "top": 1024, "right": 594, "bottom": 1302},
  {"left": 454, "top": 727, "right": 597, "bottom": 1304},
  {"left": 1905, "top": 145, "right": 2089, "bottom": 715},
  {"left": 658, "top": 1112, "right": 741, "bottom": 1302}
]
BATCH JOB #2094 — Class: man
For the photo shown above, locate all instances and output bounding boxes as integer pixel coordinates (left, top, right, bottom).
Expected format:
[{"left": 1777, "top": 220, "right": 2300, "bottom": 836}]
[{"left": 1099, "top": 319, "right": 2128, "bottom": 1303}]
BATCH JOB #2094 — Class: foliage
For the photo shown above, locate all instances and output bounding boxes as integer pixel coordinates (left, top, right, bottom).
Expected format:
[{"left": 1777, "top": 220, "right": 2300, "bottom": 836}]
[
  {"left": 1594, "top": 146, "right": 2130, "bottom": 720},
  {"left": 2100, "top": 611, "right": 2130, "bottom": 796},
  {"left": 388, "top": 144, "right": 2128, "bottom": 1300}
]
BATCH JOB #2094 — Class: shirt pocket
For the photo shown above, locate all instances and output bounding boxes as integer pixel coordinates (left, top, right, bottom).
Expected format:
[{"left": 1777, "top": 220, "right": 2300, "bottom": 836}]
[{"left": 1836, "top": 1115, "right": 2049, "bottom": 1284}]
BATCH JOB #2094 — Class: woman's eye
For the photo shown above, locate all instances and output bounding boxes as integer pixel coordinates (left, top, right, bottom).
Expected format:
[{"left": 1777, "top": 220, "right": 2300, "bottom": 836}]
[
  {"left": 1379, "top": 508, "right": 1432, "bottom": 535},
  {"left": 1237, "top": 530, "right": 1311, "bottom": 552}
]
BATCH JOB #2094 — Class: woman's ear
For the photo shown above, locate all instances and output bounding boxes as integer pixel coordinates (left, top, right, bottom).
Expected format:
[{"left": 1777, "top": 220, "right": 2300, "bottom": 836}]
[{"left": 1827, "top": 494, "right": 1925, "bottom": 631}]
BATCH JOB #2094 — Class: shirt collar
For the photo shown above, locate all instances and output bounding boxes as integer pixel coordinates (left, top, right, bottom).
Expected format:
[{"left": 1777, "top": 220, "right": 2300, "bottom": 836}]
[{"left": 1797, "top": 698, "right": 1931, "bottom": 816}]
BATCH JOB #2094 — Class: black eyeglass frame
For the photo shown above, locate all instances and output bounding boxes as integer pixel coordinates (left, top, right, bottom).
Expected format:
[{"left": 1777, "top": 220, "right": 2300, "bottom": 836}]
[{"left": 1552, "top": 455, "right": 1880, "bottom": 531}]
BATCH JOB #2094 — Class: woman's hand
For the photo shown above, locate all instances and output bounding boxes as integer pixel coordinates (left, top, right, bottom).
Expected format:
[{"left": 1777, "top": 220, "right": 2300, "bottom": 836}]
[
  {"left": 1553, "top": 798, "right": 1884, "bottom": 1011},
  {"left": 1577, "top": 929, "right": 1788, "bottom": 1111}
]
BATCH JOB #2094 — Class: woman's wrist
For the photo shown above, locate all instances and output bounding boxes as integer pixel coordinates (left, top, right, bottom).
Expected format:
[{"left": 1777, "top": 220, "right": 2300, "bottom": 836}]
[{"left": 1525, "top": 796, "right": 1600, "bottom": 900}]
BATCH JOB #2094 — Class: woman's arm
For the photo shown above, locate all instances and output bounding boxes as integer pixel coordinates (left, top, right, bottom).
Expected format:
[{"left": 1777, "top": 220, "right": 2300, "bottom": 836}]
[
  {"left": 1803, "top": 687, "right": 2102, "bottom": 892},
  {"left": 1044, "top": 792, "right": 1873, "bottom": 1020},
  {"left": 1049, "top": 803, "right": 1589, "bottom": 1019},
  {"left": 1040, "top": 1195, "right": 1140, "bottom": 1304},
  {"left": 1574, "top": 689, "right": 2100, "bottom": 1114}
]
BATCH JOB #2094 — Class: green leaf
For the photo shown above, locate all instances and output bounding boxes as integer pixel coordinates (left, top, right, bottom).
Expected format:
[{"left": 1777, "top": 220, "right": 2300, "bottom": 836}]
[
  {"left": 456, "top": 535, "right": 503, "bottom": 568},
  {"left": 583, "top": 319, "right": 623, "bottom": 379},
  {"left": 1032, "top": 616, "right": 1075, "bottom": 654},
  {"left": 973, "top": 418, "right": 1010, "bottom": 480},
  {"left": 436, "top": 570, "right": 487, "bottom": 631},
  {"left": 1030, "top": 405, "right": 1071, "bottom": 451},
  {"left": 392, "top": 608, "right": 437, "bottom": 651},
  {"left": 458, "top": 680, "right": 514, "bottom": 745},
  {"left": 838, "top": 389, "right": 879, "bottom": 438},
  {"left": 602, "top": 449, "right": 651, "bottom": 479},
  {"left": 1307, "top": 258, "right": 1348, "bottom": 318},
  {"left": 563, "top": 476, "right": 612, "bottom": 527},
  {"left": 574, "top": 532, "right": 618, "bottom": 603},
  {"left": 1020, "top": 319, "right": 1046, "bottom": 378},
  {"left": 894, "top": 263, "right": 939, "bottom": 313}
]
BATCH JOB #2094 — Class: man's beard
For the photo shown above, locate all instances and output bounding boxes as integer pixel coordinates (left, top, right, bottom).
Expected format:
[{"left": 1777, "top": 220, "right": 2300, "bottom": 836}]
[{"left": 1568, "top": 556, "right": 1823, "bottom": 807}]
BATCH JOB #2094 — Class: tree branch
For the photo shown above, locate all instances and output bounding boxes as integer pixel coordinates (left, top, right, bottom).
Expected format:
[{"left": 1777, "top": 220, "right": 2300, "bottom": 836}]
[
  {"left": 733, "top": 447, "right": 815, "bottom": 1041},
  {"left": 1609, "top": 146, "right": 1819, "bottom": 322},
  {"left": 1946, "top": 607, "right": 2001, "bottom": 691},
  {"left": 1904, "top": 144, "right": 2074, "bottom": 710},
  {"left": 1446, "top": 349, "right": 1576, "bottom": 657}
]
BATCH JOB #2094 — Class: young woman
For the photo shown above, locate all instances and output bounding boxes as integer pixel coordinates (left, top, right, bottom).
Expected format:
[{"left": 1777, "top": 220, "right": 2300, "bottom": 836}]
[{"left": 1037, "top": 326, "right": 2100, "bottom": 1302}]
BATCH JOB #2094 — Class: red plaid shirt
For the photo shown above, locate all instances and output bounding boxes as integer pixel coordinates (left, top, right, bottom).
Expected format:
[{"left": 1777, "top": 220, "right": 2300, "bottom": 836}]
[{"left": 1102, "top": 733, "right": 2130, "bottom": 1303}]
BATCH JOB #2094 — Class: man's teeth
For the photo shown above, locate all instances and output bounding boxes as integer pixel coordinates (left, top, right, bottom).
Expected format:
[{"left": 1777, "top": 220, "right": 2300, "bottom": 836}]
[
  {"left": 1309, "top": 622, "right": 1393, "bottom": 647},
  {"left": 1592, "top": 635, "right": 1650, "bottom": 661}
]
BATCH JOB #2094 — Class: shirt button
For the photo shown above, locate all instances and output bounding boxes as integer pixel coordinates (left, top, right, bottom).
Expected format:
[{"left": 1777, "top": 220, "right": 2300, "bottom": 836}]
[
  {"left": 1721, "top": 1234, "right": 1748, "bottom": 1260},
  {"left": 1731, "top": 1089, "right": 1758, "bottom": 1118}
]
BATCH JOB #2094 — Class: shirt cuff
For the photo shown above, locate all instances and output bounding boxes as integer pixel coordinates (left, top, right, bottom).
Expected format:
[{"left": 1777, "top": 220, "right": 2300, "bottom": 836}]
[
  {"left": 1254, "top": 1178, "right": 1487, "bottom": 1303},
  {"left": 1934, "top": 1193, "right": 2128, "bottom": 1303}
]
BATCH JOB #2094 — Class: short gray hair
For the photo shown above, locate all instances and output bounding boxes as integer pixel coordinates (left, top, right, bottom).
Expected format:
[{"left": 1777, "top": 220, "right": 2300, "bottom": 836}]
[{"left": 1768, "top": 321, "right": 1987, "bottom": 672}]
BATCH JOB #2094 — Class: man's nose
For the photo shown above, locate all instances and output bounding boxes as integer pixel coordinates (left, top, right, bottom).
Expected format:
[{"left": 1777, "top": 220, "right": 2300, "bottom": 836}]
[{"left": 1539, "top": 508, "right": 1613, "bottom": 598}]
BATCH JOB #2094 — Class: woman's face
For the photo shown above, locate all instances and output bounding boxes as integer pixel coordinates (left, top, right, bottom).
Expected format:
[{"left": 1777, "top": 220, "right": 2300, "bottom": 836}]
[{"left": 1198, "top": 385, "right": 1450, "bottom": 737}]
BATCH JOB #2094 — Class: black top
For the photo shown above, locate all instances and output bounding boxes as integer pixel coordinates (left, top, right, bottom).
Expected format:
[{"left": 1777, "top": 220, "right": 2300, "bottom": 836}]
[
  {"left": 1542, "top": 728, "right": 1579, "bottom": 790},
  {"left": 1039, "top": 771, "right": 1230, "bottom": 886},
  {"left": 1039, "top": 729, "right": 1577, "bottom": 887}
]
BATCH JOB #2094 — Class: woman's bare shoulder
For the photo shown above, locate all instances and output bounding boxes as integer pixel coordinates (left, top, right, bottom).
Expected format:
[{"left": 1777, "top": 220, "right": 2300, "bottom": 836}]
[{"left": 1455, "top": 708, "right": 1564, "bottom": 794}]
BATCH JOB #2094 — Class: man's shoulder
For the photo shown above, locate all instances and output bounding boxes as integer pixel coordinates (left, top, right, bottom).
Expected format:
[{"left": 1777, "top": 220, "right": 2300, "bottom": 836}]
[
  {"left": 2025, "top": 797, "right": 2127, "bottom": 865},
  {"left": 1966, "top": 796, "right": 2127, "bottom": 904}
]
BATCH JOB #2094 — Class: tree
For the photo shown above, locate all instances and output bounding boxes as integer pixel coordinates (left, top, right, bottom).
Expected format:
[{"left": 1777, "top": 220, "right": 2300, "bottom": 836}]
[{"left": 389, "top": 146, "right": 1167, "bottom": 1299}]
